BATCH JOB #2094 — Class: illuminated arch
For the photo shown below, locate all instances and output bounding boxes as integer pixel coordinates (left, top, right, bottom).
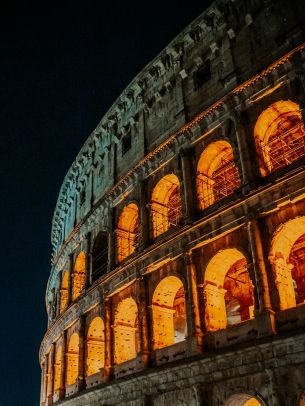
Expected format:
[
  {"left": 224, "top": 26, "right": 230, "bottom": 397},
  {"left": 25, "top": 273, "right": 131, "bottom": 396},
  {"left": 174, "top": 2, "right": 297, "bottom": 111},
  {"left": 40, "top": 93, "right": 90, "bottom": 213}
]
[
  {"left": 53, "top": 345, "right": 62, "bottom": 392},
  {"left": 59, "top": 271, "right": 69, "bottom": 313},
  {"left": 92, "top": 232, "right": 108, "bottom": 282},
  {"left": 72, "top": 252, "right": 86, "bottom": 301},
  {"left": 152, "top": 276, "right": 187, "bottom": 349},
  {"left": 224, "top": 394, "right": 263, "bottom": 406},
  {"left": 204, "top": 249, "right": 254, "bottom": 331},
  {"left": 254, "top": 100, "right": 305, "bottom": 176},
  {"left": 86, "top": 317, "right": 105, "bottom": 376},
  {"left": 151, "top": 174, "right": 182, "bottom": 237},
  {"left": 117, "top": 203, "right": 140, "bottom": 262},
  {"left": 66, "top": 333, "right": 79, "bottom": 386},
  {"left": 114, "top": 297, "right": 139, "bottom": 364},
  {"left": 196, "top": 140, "right": 240, "bottom": 210},
  {"left": 270, "top": 216, "right": 305, "bottom": 310}
]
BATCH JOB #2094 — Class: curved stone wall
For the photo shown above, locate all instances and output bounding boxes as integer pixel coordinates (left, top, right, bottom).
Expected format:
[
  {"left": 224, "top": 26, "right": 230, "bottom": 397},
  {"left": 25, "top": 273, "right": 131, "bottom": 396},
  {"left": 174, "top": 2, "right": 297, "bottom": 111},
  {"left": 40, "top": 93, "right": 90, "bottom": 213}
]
[{"left": 41, "top": 0, "right": 305, "bottom": 405}]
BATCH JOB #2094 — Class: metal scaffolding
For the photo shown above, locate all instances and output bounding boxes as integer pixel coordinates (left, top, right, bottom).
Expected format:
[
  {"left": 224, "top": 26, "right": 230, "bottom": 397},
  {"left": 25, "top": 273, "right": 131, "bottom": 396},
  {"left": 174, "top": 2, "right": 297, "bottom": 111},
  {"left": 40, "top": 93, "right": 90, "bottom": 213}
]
[
  {"left": 151, "top": 186, "right": 182, "bottom": 236},
  {"left": 116, "top": 224, "right": 140, "bottom": 260},
  {"left": 197, "top": 157, "right": 240, "bottom": 209},
  {"left": 259, "top": 119, "right": 305, "bottom": 173}
]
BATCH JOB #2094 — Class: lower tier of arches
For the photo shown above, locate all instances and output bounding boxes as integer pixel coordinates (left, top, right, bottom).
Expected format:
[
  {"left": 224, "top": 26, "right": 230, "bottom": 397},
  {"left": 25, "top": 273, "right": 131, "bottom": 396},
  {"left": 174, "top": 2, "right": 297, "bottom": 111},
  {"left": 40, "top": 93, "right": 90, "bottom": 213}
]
[{"left": 41, "top": 331, "right": 305, "bottom": 406}]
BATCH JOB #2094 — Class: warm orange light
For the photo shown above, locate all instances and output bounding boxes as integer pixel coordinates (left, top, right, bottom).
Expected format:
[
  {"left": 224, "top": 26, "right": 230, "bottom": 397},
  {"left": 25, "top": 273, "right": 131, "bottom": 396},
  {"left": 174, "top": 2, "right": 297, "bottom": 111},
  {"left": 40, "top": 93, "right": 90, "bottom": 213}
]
[
  {"left": 53, "top": 345, "right": 62, "bottom": 391},
  {"left": 254, "top": 100, "right": 305, "bottom": 176},
  {"left": 72, "top": 252, "right": 86, "bottom": 301},
  {"left": 244, "top": 399, "right": 261, "bottom": 406},
  {"left": 60, "top": 271, "right": 69, "bottom": 313},
  {"left": 152, "top": 276, "right": 187, "bottom": 349},
  {"left": 114, "top": 297, "right": 138, "bottom": 364},
  {"left": 66, "top": 333, "right": 79, "bottom": 386},
  {"left": 151, "top": 174, "right": 182, "bottom": 238},
  {"left": 117, "top": 203, "right": 139, "bottom": 262},
  {"left": 204, "top": 249, "right": 254, "bottom": 331},
  {"left": 196, "top": 140, "right": 240, "bottom": 210},
  {"left": 86, "top": 317, "right": 105, "bottom": 376},
  {"left": 270, "top": 217, "right": 305, "bottom": 309}
]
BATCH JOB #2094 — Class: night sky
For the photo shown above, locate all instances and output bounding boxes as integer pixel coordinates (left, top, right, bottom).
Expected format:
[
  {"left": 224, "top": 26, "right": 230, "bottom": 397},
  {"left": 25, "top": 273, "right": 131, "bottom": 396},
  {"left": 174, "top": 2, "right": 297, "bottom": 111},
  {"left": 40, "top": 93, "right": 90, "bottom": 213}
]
[{"left": 1, "top": 1, "right": 213, "bottom": 405}]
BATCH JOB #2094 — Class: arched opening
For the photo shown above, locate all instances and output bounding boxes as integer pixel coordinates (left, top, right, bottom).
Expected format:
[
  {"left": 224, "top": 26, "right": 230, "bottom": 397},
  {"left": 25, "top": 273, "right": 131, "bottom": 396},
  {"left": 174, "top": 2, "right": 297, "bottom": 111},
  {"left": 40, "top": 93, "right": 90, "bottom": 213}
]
[
  {"left": 152, "top": 276, "right": 187, "bottom": 349},
  {"left": 92, "top": 232, "right": 108, "bottom": 282},
  {"left": 72, "top": 252, "right": 86, "bottom": 301},
  {"left": 66, "top": 333, "right": 79, "bottom": 386},
  {"left": 114, "top": 297, "right": 139, "bottom": 364},
  {"left": 204, "top": 249, "right": 254, "bottom": 331},
  {"left": 86, "top": 317, "right": 105, "bottom": 376},
  {"left": 270, "top": 216, "right": 305, "bottom": 310},
  {"left": 117, "top": 203, "right": 140, "bottom": 262},
  {"left": 224, "top": 394, "right": 263, "bottom": 406},
  {"left": 196, "top": 140, "right": 240, "bottom": 210},
  {"left": 254, "top": 100, "right": 305, "bottom": 176},
  {"left": 151, "top": 174, "right": 182, "bottom": 238},
  {"left": 60, "top": 271, "right": 69, "bottom": 313},
  {"left": 53, "top": 345, "right": 62, "bottom": 392}
]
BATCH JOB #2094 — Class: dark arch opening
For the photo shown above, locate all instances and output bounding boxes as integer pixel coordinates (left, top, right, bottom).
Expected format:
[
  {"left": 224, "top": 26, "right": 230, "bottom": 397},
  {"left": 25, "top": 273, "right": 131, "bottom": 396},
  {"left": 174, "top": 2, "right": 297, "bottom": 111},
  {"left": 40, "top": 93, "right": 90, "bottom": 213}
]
[{"left": 92, "top": 232, "right": 108, "bottom": 282}]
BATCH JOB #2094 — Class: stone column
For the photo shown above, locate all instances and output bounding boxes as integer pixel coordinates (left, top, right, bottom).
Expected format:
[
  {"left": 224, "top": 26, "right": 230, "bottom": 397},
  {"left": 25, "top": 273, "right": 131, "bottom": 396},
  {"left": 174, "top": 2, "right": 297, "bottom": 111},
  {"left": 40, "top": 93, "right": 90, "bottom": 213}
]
[
  {"left": 40, "top": 357, "right": 47, "bottom": 406},
  {"left": 56, "top": 272, "right": 62, "bottom": 318},
  {"left": 139, "top": 180, "right": 150, "bottom": 249},
  {"left": 59, "top": 331, "right": 67, "bottom": 400},
  {"left": 247, "top": 219, "right": 276, "bottom": 336},
  {"left": 138, "top": 277, "right": 150, "bottom": 367},
  {"left": 68, "top": 254, "right": 73, "bottom": 304},
  {"left": 77, "top": 315, "right": 86, "bottom": 392},
  {"left": 85, "top": 232, "right": 92, "bottom": 287},
  {"left": 185, "top": 252, "right": 203, "bottom": 353},
  {"left": 108, "top": 209, "right": 115, "bottom": 270},
  {"left": 47, "top": 343, "right": 56, "bottom": 405},
  {"left": 180, "top": 148, "right": 195, "bottom": 223},
  {"left": 234, "top": 111, "right": 256, "bottom": 189},
  {"left": 104, "top": 297, "right": 112, "bottom": 381}
]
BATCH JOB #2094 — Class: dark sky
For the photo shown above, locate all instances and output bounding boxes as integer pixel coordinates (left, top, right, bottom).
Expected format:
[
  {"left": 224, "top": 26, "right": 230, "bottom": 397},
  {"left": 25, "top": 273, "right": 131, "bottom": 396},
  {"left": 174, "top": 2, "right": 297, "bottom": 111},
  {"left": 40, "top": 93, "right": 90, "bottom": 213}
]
[{"left": 0, "top": 1, "right": 212, "bottom": 405}]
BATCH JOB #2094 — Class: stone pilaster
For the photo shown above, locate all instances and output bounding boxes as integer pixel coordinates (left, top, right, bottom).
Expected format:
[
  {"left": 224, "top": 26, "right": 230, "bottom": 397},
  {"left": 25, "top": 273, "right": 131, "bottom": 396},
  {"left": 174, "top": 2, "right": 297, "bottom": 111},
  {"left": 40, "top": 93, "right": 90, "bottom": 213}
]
[
  {"left": 78, "top": 315, "right": 86, "bottom": 392},
  {"left": 85, "top": 232, "right": 92, "bottom": 287},
  {"left": 247, "top": 219, "right": 276, "bottom": 336},
  {"left": 104, "top": 297, "right": 112, "bottom": 381},
  {"left": 184, "top": 252, "right": 203, "bottom": 353},
  {"left": 68, "top": 253, "right": 73, "bottom": 305},
  {"left": 234, "top": 111, "right": 256, "bottom": 189},
  {"left": 40, "top": 357, "right": 47, "bottom": 406},
  {"left": 180, "top": 148, "right": 195, "bottom": 223},
  {"left": 138, "top": 277, "right": 150, "bottom": 367},
  {"left": 59, "top": 331, "right": 66, "bottom": 400},
  {"left": 139, "top": 180, "right": 150, "bottom": 249},
  {"left": 107, "top": 209, "right": 115, "bottom": 271},
  {"left": 47, "top": 343, "right": 56, "bottom": 405}
]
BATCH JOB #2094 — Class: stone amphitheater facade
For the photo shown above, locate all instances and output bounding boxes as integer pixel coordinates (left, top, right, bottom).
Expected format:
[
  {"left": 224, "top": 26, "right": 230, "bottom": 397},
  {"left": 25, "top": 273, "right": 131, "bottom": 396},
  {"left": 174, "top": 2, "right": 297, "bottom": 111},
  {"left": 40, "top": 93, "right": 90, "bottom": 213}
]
[{"left": 40, "top": 1, "right": 305, "bottom": 405}]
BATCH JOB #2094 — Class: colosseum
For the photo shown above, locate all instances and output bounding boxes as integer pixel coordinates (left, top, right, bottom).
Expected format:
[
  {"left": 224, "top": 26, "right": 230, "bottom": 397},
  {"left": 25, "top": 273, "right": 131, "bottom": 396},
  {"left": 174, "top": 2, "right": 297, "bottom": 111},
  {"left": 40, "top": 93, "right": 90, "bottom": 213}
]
[{"left": 40, "top": 1, "right": 305, "bottom": 405}]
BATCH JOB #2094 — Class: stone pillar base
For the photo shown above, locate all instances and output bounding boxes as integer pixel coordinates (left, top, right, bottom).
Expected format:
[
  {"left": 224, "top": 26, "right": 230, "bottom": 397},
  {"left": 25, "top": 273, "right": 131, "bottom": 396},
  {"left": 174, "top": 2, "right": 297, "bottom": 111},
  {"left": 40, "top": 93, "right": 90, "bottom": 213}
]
[
  {"left": 256, "top": 310, "right": 276, "bottom": 338},
  {"left": 186, "top": 335, "right": 203, "bottom": 356}
]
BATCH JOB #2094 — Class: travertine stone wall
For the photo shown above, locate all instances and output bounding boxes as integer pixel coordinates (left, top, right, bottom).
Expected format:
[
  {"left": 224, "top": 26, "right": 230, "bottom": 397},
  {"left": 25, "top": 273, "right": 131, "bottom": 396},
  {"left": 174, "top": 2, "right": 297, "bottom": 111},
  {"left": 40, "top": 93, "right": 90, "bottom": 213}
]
[{"left": 41, "top": 0, "right": 305, "bottom": 405}]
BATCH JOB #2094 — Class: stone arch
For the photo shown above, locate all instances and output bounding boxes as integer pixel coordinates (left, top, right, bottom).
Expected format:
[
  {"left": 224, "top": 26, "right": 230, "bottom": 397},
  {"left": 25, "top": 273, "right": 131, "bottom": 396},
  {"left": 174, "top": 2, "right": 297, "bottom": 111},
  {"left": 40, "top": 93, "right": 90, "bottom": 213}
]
[
  {"left": 269, "top": 216, "right": 305, "bottom": 310},
  {"left": 86, "top": 317, "right": 105, "bottom": 376},
  {"left": 152, "top": 275, "right": 187, "bottom": 349},
  {"left": 59, "top": 270, "right": 69, "bottom": 313},
  {"left": 196, "top": 140, "right": 240, "bottom": 210},
  {"left": 72, "top": 252, "right": 86, "bottom": 301},
  {"left": 66, "top": 333, "right": 79, "bottom": 386},
  {"left": 53, "top": 345, "right": 62, "bottom": 392},
  {"left": 114, "top": 297, "right": 139, "bottom": 364},
  {"left": 117, "top": 203, "right": 140, "bottom": 262},
  {"left": 254, "top": 100, "right": 305, "bottom": 176},
  {"left": 204, "top": 248, "right": 254, "bottom": 331},
  {"left": 92, "top": 232, "right": 108, "bottom": 282},
  {"left": 151, "top": 173, "right": 182, "bottom": 237},
  {"left": 224, "top": 394, "right": 263, "bottom": 406}
]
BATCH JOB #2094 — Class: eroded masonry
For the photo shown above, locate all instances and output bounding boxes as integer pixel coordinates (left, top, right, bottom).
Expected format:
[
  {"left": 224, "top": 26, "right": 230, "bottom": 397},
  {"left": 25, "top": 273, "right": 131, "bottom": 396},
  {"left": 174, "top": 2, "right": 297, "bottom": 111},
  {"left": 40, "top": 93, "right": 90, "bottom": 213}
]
[{"left": 40, "top": 1, "right": 305, "bottom": 405}]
